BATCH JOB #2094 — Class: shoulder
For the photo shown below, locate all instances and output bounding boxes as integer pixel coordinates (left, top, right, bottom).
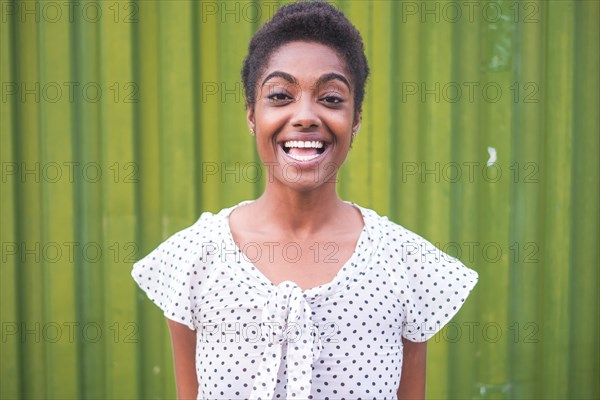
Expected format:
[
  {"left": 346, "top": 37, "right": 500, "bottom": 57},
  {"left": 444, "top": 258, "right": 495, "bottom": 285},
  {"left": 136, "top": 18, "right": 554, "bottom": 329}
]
[
  {"left": 353, "top": 204, "right": 434, "bottom": 251},
  {"left": 135, "top": 207, "right": 232, "bottom": 272},
  {"left": 166, "top": 200, "right": 250, "bottom": 243},
  {"left": 354, "top": 203, "right": 478, "bottom": 281},
  {"left": 162, "top": 210, "right": 222, "bottom": 247},
  {"left": 354, "top": 206, "right": 478, "bottom": 341}
]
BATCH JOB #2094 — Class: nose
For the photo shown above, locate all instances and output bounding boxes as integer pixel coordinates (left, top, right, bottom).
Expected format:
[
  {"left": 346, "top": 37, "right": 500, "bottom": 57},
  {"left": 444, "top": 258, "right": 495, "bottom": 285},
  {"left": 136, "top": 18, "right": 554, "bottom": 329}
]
[{"left": 291, "top": 95, "right": 320, "bottom": 130}]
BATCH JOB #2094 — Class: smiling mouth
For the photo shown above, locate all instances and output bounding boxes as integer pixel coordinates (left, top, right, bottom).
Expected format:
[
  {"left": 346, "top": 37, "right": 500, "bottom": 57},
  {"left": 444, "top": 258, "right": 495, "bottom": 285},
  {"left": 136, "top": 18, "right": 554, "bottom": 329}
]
[{"left": 281, "top": 140, "right": 327, "bottom": 162}]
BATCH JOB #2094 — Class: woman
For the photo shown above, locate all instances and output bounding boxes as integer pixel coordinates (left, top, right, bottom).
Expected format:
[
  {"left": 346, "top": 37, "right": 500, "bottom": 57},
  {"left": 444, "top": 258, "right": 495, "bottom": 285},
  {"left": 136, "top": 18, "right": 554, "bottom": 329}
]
[{"left": 132, "top": 2, "right": 478, "bottom": 399}]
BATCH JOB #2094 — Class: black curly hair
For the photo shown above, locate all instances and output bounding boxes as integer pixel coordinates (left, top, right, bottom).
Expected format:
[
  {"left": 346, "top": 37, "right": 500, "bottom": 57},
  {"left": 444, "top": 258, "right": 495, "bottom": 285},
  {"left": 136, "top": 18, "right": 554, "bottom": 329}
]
[{"left": 241, "top": 0, "right": 370, "bottom": 114}]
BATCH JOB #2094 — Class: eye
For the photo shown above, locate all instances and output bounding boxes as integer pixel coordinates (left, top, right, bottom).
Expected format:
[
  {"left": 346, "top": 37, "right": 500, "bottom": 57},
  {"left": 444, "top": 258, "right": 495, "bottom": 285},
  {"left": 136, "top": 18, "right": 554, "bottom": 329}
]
[
  {"left": 267, "top": 92, "right": 293, "bottom": 102},
  {"left": 320, "top": 95, "right": 344, "bottom": 105}
]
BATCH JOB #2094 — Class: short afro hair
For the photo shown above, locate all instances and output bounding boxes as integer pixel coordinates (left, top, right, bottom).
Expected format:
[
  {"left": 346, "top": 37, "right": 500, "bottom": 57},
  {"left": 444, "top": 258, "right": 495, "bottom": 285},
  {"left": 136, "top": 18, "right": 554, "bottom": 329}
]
[{"left": 241, "top": 0, "right": 370, "bottom": 114}]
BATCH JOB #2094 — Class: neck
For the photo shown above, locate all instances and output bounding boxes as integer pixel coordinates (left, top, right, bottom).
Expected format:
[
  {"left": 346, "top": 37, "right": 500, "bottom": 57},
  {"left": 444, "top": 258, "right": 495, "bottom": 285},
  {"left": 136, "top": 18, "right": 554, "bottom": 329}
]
[{"left": 252, "top": 182, "right": 345, "bottom": 238}]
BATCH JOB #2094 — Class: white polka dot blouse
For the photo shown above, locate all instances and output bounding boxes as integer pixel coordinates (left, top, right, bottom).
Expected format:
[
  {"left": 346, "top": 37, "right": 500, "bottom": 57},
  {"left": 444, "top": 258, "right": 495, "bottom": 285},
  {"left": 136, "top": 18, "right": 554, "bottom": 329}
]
[{"left": 132, "top": 200, "right": 479, "bottom": 400}]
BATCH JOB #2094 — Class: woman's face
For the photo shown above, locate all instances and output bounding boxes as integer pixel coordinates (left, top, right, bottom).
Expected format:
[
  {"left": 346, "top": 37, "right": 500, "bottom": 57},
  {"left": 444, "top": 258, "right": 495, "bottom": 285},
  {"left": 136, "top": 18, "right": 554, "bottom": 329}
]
[{"left": 247, "top": 41, "right": 361, "bottom": 193}]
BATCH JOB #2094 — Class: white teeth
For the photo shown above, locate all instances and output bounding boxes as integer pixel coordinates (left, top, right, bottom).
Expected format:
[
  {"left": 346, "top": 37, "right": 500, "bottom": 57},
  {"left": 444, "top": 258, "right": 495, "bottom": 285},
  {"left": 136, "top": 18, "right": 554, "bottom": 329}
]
[
  {"left": 283, "top": 140, "right": 324, "bottom": 149},
  {"left": 287, "top": 153, "right": 320, "bottom": 162}
]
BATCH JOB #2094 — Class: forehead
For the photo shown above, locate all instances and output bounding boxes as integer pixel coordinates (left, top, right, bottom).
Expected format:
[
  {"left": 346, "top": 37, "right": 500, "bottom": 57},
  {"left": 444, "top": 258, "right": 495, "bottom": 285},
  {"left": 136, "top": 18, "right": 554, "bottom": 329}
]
[{"left": 263, "top": 41, "right": 350, "bottom": 83}]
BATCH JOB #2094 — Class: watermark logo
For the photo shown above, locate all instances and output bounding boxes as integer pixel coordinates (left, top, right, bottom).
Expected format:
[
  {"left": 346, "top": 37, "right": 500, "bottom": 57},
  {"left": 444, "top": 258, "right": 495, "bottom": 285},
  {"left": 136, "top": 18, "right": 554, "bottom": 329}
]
[
  {"left": 200, "top": 1, "right": 281, "bottom": 23},
  {"left": 399, "top": 1, "right": 540, "bottom": 24},
  {"left": 2, "top": 82, "right": 138, "bottom": 104},
  {"left": 400, "top": 161, "right": 539, "bottom": 184},
  {"left": 201, "top": 161, "right": 339, "bottom": 184},
  {"left": 1, "top": 1, "right": 139, "bottom": 24},
  {"left": 198, "top": 321, "right": 338, "bottom": 344},
  {"left": 201, "top": 241, "right": 340, "bottom": 265},
  {"left": 2, "top": 162, "right": 139, "bottom": 184},
  {"left": 400, "top": 82, "right": 539, "bottom": 104},
  {"left": 2, "top": 241, "right": 138, "bottom": 264},
  {"left": 2, "top": 321, "right": 138, "bottom": 343}
]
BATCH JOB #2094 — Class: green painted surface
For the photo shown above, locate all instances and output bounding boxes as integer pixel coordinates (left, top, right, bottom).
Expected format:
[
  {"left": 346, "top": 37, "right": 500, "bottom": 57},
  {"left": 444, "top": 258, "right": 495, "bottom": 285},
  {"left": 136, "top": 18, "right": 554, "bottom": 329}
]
[{"left": 1, "top": 1, "right": 598, "bottom": 399}]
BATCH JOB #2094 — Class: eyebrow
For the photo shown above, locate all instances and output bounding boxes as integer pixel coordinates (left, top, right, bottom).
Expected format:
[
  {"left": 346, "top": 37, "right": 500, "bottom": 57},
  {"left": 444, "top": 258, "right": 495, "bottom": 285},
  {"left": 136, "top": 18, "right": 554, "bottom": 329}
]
[
  {"left": 261, "top": 71, "right": 298, "bottom": 87},
  {"left": 315, "top": 72, "right": 351, "bottom": 92},
  {"left": 261, "top": 71, "right": 351, "bottom": 92}
]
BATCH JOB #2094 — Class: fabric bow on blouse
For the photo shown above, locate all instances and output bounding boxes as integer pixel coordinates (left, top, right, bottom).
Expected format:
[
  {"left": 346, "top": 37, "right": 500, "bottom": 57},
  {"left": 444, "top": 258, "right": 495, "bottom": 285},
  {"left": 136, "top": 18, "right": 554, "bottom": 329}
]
[{"left": 249, "top": 281, "right": 322, "bottom": 400}]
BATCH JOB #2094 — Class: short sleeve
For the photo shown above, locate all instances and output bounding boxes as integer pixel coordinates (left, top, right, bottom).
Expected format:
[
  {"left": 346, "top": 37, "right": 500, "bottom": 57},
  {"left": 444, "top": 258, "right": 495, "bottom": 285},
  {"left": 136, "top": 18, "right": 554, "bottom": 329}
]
[
  {"left": 131, "top": 232, "right": 196, "bottom": 330},
  {"left": 399, "top": 232, "right": 478, "bottom": 342}
]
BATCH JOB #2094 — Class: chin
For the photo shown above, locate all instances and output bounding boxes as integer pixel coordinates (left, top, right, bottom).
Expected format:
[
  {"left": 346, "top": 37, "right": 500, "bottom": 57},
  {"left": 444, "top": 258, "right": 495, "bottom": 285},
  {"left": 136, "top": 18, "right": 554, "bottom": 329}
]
[{"left": 271, "top": 172, "right": 335, "bottom": 193}]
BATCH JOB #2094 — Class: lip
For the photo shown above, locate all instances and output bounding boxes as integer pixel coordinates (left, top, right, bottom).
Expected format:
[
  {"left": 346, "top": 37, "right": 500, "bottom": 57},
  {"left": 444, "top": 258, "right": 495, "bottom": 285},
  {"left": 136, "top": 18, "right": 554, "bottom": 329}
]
[
  {"left": 277, "top": 133, "right": 331, "bottom": 145},
  {"left": 277, "top": 139, "right": 332, "bottom": 169}
]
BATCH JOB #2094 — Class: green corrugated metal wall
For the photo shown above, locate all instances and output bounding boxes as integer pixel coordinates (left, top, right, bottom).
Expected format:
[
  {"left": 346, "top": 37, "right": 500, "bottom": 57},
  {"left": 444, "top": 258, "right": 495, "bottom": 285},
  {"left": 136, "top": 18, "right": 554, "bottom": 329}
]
[{"left": 1, "top": 0, "right": 598, "bottom": 399}]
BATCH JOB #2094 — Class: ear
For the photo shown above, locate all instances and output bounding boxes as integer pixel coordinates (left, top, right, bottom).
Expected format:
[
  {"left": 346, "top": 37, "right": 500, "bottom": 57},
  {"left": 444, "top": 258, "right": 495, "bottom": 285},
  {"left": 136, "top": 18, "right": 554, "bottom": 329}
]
[
  {"left": 352, "top": 111, "right": 362, "bottom": 133},
  {"left": 246, "top": 105, "right": 255, "bottom": 132}
]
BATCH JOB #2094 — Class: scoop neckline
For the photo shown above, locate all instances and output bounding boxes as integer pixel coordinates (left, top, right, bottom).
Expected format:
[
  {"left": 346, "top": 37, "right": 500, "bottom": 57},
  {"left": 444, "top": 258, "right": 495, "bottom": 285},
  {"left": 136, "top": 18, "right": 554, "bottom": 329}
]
[{"left": 219, "top": 199, "right": 373, "bottom": 296}]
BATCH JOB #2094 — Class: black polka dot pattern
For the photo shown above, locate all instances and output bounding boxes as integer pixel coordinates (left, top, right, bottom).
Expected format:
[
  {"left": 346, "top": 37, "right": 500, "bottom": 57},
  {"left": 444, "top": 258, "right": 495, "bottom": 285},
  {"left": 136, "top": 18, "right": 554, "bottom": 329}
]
[{"left": 131, "top": 200, "right": 478, "bottom": 399}]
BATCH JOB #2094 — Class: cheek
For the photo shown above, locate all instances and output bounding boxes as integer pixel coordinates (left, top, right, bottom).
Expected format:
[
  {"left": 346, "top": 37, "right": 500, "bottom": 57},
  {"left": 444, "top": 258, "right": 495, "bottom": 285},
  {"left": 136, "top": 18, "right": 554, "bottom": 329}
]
[
  {"left": 329, "top": 114, "right": 354, "bottom": 140},
  {"left": 254, "top": 119, "right": 281, "bottom": 159},
  {"left": 255, "top": 104, "right": 286, "bottom": 129}
]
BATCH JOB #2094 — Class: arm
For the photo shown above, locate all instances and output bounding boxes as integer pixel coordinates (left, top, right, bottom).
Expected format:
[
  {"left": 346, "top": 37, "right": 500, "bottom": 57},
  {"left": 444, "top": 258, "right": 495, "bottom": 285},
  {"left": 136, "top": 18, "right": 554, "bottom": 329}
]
[
  {"left": 397, "top": 338, "right": 427, "bottom": 400},
  {"left": 166, "top": 318, "right": 198, "bottom": 400}
]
